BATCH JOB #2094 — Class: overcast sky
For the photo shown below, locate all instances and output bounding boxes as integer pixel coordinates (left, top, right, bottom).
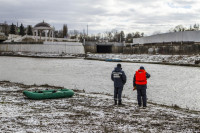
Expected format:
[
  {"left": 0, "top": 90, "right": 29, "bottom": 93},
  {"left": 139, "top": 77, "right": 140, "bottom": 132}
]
[{"left": 1, "top": 0, "right": 200, "bottom": 36}]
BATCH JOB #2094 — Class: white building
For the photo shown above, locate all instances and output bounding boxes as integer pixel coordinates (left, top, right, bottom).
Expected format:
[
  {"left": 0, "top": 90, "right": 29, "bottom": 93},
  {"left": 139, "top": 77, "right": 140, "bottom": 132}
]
[{"left": 133, "top": 31, "right": 200, "bottom": 45}]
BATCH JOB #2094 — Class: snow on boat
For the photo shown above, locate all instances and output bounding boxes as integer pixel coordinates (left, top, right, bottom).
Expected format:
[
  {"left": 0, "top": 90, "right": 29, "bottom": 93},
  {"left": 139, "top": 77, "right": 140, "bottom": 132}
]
[
  {"left": 23, "top": 89, "right": 74, "bottom": 100},
  {"left": 105, "top": 58, "right": 122, "bottom": 62}
]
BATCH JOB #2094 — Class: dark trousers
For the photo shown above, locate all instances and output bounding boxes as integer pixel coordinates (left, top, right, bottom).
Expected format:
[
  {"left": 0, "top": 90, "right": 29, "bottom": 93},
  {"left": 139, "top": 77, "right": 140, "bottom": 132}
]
[
  {"left": 136, "top": 85, "right": 147, "bottom": 107},
  {"left": 114, "top": 87, "right": 123, "bottom": 101}
]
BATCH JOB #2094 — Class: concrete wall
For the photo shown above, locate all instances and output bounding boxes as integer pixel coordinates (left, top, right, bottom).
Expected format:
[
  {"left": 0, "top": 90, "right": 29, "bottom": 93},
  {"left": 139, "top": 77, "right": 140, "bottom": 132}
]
[
  {"left": 84, "top": 42, "right": 97, "bottom": 53},
  {"left": 123, "top": 42, "right": 200, "bottom": 55},
  {"left": 84, "top": 45, "right": 97, "bottom": 53},
  {"left": 0, "top": 43, "right": 85, "bottom": 54},
  {"left": 133, "top": 31, "right": 200, "bottom": 44},
  {"left": 84, "top": 41, "right": 124, "bottom": 53},
  {"left": 112, "top": 46, "right": 123, "bottom": 53}
]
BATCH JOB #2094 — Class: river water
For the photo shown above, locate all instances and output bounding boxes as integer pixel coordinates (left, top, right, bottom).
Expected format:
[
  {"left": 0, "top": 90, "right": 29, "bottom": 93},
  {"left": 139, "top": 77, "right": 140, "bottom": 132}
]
[{"left": 0, "top": 57, "right": 199, "bottom": 110}]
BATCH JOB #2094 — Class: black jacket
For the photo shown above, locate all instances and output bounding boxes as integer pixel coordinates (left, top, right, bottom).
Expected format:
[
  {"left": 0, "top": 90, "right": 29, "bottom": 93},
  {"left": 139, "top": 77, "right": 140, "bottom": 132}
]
[{"left": 111, "top": 67, "right": 126, "bottom": 88}]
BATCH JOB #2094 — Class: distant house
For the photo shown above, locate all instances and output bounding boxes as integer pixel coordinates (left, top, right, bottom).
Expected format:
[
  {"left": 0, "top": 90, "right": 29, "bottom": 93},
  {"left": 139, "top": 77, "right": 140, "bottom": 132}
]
[
  {"left": 0, "top": 23, "right": 9, "bottom": 36},
  {"left": 0, "top": 22, "right": 19, "bottom": 36}
]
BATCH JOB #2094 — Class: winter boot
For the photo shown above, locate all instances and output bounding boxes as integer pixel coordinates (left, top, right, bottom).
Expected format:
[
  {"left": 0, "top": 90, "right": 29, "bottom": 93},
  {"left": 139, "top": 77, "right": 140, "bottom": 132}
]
[
  {"left": 118, "top": 100, "right": 124, "bottom": 106},
  {"left": 114, "top": 100, "right": 117, "bottom": 105}
]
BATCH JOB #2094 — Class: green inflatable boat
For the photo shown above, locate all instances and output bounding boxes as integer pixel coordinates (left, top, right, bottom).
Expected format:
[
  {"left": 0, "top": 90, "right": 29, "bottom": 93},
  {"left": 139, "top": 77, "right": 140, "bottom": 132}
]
[{"left": 23, "top": 89, "right": 74, "bottom": 100}]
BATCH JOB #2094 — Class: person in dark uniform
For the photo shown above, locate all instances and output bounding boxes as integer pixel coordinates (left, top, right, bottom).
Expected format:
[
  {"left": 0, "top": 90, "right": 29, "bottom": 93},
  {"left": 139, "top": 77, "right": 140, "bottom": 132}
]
[
  {"left": 111, "top": 64, "right": 127, "bottom": 105},
  {"left": 133, "top": 66, "right": 150, "bottom": 108}
]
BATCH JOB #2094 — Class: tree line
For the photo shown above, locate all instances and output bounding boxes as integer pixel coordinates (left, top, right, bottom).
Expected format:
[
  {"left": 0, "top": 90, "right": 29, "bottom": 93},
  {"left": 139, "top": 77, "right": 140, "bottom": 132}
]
[
  {"left": 169, "top": 24, "right": 200, "bottom": 32},
  {"left": 5, "top": 23, "right": 144, "bottom": 43},
  {"left": 68, "top": 30, "right": 144, "bottom": 43},
  {"left": 8, "top": 23, "right": 69, "bottom": 38},
  {"left": 9, "top": 23, "right": 33, "bottom": 36},
  {"left": 5, "top": 22, "right": 200, "bottom": 43}
]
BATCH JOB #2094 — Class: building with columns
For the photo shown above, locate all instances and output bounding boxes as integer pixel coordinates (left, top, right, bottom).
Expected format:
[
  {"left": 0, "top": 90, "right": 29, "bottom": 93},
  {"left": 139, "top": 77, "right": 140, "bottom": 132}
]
[{"left": 33, "top": 21, "right": 54, "bottom": 42}]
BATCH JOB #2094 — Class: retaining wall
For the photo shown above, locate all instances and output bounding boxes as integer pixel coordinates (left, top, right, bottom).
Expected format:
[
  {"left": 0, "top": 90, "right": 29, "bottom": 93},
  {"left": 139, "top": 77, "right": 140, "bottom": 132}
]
[
  {"left": 84, "top": 42, "right": 124, "bottom": 53},
  {"left": 0, "top": 43, "right": 85, "bottom": 54},
  {"left": 123, "top": 42, "right": 200, "bottom": 55}
]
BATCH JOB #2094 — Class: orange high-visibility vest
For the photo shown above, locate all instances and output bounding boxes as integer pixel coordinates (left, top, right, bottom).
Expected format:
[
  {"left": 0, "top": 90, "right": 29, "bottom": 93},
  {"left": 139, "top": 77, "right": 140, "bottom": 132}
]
[{"left": 135, "top": 69, "right": 147, "bottom": 85}]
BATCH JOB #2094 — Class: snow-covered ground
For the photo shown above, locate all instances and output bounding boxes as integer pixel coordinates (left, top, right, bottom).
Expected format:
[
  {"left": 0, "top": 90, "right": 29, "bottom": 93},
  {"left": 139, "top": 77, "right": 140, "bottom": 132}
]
[
  {"left": 0, "top": 81, "right": 199, "bottom": 133},
  {"left": 0, "top": 51, "right": 84, "bottom": 58},
  {"left": 0, "top": 57, "right": 199, "bottom": 111},
  {"left": 87, "top": 53, "right": 200, "bottom": 66},
  {"left": 2, "top": 52, "right": 200, "bottom": 66}
]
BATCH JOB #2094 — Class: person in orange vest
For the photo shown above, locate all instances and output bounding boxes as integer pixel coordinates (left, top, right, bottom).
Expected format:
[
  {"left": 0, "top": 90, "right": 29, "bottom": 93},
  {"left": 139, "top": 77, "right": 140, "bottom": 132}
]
[{"left": 133, "top": 66, "right": 150, "bottom": 108}]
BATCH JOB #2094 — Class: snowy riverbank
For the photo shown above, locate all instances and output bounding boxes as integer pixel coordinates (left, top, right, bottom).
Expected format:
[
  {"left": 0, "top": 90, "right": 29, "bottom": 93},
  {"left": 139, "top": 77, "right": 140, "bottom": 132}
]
[
  {"left": 0, "top": 51, "right": 85, "bottom": 58},
  {"left": 1, "top": 52, "right": 200, "bottom": 66},
  {"left": 86, "top": 53, "right": 200, "bottom": 66},
  {"left": 0, "top": 81, "right": 199, "bottom": 132}
]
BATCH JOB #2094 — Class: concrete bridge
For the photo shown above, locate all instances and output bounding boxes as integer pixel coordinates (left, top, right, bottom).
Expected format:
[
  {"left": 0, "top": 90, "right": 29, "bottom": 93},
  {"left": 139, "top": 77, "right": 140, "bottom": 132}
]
[{"left": 84, "top": 42, "right": 124, "bottom": 53}]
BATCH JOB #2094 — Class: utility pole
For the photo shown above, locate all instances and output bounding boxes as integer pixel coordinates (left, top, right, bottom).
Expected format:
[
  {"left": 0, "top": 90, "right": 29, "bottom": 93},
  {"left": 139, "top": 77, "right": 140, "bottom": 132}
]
[
  {"left": 87, "top": 24, "right": 88, "bottom": 41},
  {"left": 83, "top": 29, "right": 85, "bottom": 45},
  {"left": 87, "top": 24, "right": 88, "bottom": 37}
]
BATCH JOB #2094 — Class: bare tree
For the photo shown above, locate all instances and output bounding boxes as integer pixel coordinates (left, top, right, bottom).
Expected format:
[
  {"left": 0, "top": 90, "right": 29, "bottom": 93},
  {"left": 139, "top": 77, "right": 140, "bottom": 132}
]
[
  {"left": 133, "top": 31, "right": 141, "bottom": 38},
  {"left": 193, "top": 24, "right": 199, "bottom": 31},
  {"left": 152, "top": 31, "right": 161, "bottom": 35},
  {"left": 169, "top": 25, "right": 186, "bottom": 32},
  {"left": 126, "top": 33, "right": 133, "bottom": 43},
  {"left": 105, "top": 31, "right": 113, "bottom": 41}
]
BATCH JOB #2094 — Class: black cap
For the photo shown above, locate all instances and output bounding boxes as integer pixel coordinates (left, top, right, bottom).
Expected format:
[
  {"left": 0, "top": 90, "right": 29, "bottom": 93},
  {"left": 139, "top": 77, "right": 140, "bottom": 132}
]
[
  {"left": 117, "top": 64, "right": 121, "bottom": 68},
  {"left": 140, "top": 66, "right": 145, "bottom": 70}
]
